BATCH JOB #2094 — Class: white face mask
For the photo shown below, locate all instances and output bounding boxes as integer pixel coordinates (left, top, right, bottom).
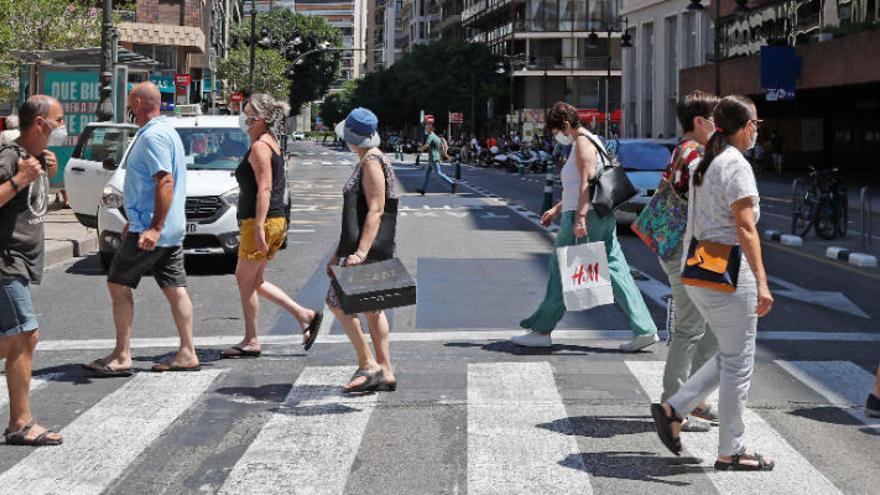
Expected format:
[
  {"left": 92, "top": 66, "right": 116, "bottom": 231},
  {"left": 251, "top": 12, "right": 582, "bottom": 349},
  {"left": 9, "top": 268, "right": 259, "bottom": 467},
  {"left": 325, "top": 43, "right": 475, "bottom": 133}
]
[
  {"left": 554, "top": 132, "right": 573, "bottom": 146},
  {"left": 747, "top": 126, "right": 758, "bottom": 151},
  {"left": 238, "top": 114, "right": 250, "bottom": 133},
  {"left": 47, "top": 123, "right": 67, "bottom": 146}
]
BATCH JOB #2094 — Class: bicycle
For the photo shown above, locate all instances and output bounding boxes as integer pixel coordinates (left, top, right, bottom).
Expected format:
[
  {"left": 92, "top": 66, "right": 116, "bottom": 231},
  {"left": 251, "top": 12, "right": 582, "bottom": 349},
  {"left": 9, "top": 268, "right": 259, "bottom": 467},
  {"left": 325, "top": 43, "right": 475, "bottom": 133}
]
[{"left": 791, "top": 166, "right": 848, "bottom": 240}]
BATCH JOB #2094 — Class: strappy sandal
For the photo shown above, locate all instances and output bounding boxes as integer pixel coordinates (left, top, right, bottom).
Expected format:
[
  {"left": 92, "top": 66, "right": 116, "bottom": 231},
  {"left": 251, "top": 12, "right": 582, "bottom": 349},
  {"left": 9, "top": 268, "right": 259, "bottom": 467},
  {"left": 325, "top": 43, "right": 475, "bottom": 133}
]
[
  {"left": 302, "top": 311, "right": 323, "bottom": 351},
  {"left": 4, "top": 420, "right": 63, "bottom": 446},
  {"left": 714, "top": 452, "right": 775, "bottom": 471},
  {"left": 221, "top": 345, "right": 262, "bottom": 359},
  {"left": 343, "top": 369, "right": 382, "bottom": 394},
  {"left": 692, "top": 404, "right": 719, "bottom": 425},
  {"left": 651, "top": 403, "right": 683, "bottom": 456}
]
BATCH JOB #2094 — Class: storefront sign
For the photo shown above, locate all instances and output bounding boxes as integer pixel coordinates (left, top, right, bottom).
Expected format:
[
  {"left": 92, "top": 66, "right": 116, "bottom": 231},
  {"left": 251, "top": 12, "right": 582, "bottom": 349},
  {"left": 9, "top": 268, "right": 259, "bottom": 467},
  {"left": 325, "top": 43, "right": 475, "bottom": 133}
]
[
  {"left": 43, "top": 70, "right": 100, "bottom": 186},
  {"left": 150, "top": 75, "right": 175, "bottom": 94}
]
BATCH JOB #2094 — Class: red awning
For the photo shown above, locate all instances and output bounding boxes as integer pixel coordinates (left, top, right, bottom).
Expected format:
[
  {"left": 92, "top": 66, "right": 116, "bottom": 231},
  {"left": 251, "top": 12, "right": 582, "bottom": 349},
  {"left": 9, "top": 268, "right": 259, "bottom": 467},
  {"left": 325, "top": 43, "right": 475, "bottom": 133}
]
[{"left": 578, "top": 108, "right": 622, "bottom": 124}]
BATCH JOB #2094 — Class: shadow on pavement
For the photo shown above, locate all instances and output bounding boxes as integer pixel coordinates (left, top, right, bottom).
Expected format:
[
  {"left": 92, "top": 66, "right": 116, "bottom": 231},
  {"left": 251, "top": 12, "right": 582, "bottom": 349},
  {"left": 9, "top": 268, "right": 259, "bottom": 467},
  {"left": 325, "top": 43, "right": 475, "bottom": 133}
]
[
  {"left": 214, "top": 383, "right": 292, "bottom": 403},
  {"left": 443, "top": 340, "right": 628, "bottom": 356},
  {"left": 65, "top": 253, "right": 235, "bottom": 277},
  {"left": 788, "top": 405, "right": 870, "bottom": 426},
  {"left": 538, "top": 415, "right": 656, "bottom": 439},
  {"left": 560, "top": 451, "right": 703, "bottom": 486}
]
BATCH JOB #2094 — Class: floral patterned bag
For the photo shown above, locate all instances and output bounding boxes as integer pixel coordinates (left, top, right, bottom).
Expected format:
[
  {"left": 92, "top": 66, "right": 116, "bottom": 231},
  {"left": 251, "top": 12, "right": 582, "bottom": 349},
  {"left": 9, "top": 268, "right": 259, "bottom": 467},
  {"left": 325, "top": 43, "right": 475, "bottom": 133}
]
[{"left": 630, "top": 141, "right": 699, "bottom": 261}]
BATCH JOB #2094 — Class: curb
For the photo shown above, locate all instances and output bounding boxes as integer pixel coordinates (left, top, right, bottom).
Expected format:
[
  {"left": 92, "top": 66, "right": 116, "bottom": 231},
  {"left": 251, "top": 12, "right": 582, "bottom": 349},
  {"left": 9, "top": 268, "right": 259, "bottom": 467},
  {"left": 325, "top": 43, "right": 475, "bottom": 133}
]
[
  {"left": 763, "top": 229, "right": 803, "bottom": 247},
  {"left": 826, "top": 246, "right": 878, "bottom": 268},
  {"left": 44, "top": 233, "right": 98, "bottom": 268}
]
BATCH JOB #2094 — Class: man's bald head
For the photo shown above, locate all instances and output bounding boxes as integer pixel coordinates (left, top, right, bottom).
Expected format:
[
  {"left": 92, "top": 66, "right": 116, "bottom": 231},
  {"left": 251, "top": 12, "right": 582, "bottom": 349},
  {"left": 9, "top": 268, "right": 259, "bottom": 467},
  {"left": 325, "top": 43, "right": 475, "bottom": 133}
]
[{"left": 128, "top": 82, "right": 161, "bottom": 126}]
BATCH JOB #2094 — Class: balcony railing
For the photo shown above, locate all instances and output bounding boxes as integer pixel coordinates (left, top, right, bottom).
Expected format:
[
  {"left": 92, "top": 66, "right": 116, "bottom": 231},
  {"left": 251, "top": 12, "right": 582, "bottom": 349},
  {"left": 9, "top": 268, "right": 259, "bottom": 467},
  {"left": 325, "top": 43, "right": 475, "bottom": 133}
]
[
  {"left": 521, "top": 56, "right": 622, "bottom": 71},
  {"left": 115, "top": 10, "right": 136, "bottom": 22}
]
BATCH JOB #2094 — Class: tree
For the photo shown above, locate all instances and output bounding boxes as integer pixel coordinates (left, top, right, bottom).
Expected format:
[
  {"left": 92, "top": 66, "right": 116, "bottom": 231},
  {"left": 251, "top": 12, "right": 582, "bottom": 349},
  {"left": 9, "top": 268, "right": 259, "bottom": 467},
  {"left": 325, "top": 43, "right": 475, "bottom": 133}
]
[
  {"left": 217, "top": 47, "right": 289, "bottom": 101},
  {"left": 0, "top": 0, "right": 103, "bottom": 100},
  {"left": 319, "top": 79, "right": 358, "bottom": 128},
  {"left": 231, "top": 9, "right": 343, "bottom": 115},
  {"left": 349, "top": 41, "right": 506, "bottom": 134}
]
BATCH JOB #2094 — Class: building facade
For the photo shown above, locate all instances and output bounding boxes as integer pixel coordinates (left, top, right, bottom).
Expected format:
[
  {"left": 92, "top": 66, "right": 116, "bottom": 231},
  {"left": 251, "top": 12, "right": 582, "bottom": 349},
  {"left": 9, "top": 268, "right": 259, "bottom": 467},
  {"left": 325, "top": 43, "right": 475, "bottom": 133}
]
[
  {"left": 402, "top": 0, "right": 442, "bottom": 49},
  {"left": 292, "top": 0, "right": 367, "bottom": 83},
  {"left": 679, "top": 0, "right": 880, "bottom": 175},
  {"left": 620, "top": 0, "right": 714, "bottom": 138},
  {"left": 461, "top": 0, "right": 626, "bottom": 135}
]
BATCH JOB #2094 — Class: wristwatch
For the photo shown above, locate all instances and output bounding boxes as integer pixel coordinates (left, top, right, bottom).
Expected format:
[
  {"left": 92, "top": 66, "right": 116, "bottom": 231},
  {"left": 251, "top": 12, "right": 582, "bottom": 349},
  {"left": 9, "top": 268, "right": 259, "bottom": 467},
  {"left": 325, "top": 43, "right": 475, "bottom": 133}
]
[{"left": 8, "top": 177, "right": 19, "bottom": 192}]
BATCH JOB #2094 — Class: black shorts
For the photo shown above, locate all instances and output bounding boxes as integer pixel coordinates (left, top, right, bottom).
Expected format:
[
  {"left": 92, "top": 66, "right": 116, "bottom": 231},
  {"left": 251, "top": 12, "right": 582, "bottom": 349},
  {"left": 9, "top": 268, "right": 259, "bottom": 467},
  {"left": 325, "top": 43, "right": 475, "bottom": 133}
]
[{"left": 107, "top": 233, "right": 187, "bottom": 289}]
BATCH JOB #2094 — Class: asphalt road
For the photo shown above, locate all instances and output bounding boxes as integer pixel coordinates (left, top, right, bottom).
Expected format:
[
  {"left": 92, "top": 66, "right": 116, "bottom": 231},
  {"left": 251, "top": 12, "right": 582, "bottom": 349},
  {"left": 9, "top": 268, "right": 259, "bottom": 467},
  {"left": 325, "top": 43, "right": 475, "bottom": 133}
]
[{"left": 2, "top": 141, "right": 877, "bottom": 494}]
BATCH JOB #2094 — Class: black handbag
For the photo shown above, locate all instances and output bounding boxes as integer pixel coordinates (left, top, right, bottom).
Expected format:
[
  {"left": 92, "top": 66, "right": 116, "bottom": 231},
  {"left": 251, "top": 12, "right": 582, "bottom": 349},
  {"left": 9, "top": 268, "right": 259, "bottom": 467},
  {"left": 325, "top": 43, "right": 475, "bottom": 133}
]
[
  {"left": 331, "top": 258, "right": 417, "bottom": 314},
  {"left": 584, "top": 133, "right": 638, "bottom": 217}
]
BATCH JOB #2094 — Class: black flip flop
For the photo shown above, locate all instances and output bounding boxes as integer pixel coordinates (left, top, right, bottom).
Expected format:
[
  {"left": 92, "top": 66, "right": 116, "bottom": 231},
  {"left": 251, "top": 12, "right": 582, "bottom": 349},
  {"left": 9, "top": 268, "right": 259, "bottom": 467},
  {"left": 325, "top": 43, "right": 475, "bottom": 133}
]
[
  {"left": 151, "top": 362, "right": 202, "bottom": 373},
  {"left": 714, "top": 453, "right": 775, "bottom": 471},
  {"left": 82, "top": 359, "right": 133, "bottom": 378},
  {"left": 302, "top": 311, "right": 323, "bottom": 352},
  {"left": 221, "top": 346, "right": 262, "bottom": 359},
  {"left": 343, "top": 369, "right": 382, "bottom": 394},
  {"left": 651, "top": 403, "right": 683, "bottom": 456}
]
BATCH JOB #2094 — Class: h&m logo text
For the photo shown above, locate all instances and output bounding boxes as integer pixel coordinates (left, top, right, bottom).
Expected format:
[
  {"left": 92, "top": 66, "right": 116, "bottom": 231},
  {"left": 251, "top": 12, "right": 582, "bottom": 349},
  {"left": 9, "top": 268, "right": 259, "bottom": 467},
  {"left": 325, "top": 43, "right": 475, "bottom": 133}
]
[{"left": 572, "top": 263, "right": 600, "bottom": 285}]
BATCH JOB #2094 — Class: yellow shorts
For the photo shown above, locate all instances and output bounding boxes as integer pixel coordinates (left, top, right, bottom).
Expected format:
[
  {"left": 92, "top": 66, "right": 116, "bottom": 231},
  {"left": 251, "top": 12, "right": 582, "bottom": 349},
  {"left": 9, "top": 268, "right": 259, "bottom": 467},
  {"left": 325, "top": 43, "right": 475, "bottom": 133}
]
[{"left": 238, "top": 217, "right": 287, "bottom": 261}]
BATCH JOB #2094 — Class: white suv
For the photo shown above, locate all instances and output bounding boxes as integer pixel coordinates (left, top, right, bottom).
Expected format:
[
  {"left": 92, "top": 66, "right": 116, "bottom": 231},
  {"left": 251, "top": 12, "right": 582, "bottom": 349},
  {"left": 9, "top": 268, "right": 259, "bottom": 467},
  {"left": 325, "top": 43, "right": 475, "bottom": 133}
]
[{"left": 65, "top": 115, "right": 289, "bottom": 270}]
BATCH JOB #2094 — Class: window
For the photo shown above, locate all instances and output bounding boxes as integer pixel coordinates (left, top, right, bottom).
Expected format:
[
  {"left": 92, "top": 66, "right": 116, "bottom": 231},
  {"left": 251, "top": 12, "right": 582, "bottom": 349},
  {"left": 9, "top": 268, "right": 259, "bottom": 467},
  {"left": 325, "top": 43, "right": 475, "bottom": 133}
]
[
  {"left": 704, "top": 11, "right": 715, "bottom": 62},
  {"left": 175, "top": 128, "right": 250, "bottom": 171},
  {"left": 614, "top": 141, "right": 672, "bottom": 171},
  {"left": 665, "top": 16, "right": 678, "bottom": 136},
  {"left": 73, "top": 127, "right": 135, "bottom": 164},
  {"left": 642, "top": 23, "right": 654, "bottom": 137},
  {"left": 158, "top": 0, "right": 183, "bottom": 26},
  {"left": 683, "top": 12, "right": 696, "bottom": 68}
]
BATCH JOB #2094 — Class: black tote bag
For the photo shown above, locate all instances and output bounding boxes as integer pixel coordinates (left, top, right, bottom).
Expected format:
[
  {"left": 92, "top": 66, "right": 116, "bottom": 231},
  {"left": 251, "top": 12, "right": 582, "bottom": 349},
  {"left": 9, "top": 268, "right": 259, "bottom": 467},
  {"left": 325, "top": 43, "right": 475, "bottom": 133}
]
[
  {"left": 336, "top": 184, "right": 398, "bottom": 262},
  {"left": 584, "top": 133, "right": 638, "bottom": 217}
]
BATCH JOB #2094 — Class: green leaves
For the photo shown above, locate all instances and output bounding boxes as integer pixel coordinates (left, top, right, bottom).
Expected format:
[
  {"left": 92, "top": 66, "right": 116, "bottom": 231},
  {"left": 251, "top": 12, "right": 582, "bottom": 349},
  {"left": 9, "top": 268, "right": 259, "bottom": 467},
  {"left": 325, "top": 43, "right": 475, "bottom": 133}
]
[
  {"left": 217, "top": 47, "right": 289, "bottom": 102},
  {"left": 229, "top": 9, "right": 343, "bottom": 115}
]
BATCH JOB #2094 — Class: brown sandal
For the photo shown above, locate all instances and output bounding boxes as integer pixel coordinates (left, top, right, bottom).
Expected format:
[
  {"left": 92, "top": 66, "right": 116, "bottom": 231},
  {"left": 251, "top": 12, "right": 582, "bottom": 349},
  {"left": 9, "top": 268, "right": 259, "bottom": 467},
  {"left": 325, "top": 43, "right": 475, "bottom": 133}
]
[{"left": 4, "top": 420, "right": 63, "bottom": 446}]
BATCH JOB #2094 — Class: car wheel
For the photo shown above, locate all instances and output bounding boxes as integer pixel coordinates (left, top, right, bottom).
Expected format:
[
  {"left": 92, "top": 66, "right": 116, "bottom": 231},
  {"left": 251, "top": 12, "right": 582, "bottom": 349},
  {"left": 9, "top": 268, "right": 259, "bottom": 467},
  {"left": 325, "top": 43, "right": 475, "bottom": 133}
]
[{"left": 99, "top": 251, "right": 114, "bottom": 272}]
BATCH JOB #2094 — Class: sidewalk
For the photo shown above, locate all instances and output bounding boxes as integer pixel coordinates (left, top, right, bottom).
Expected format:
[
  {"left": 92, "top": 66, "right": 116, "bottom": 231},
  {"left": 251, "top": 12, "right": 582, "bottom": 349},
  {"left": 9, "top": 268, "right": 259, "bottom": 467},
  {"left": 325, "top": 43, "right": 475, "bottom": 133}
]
[{"left": 43, "top": 206, "right": 98, "bottom": 267}]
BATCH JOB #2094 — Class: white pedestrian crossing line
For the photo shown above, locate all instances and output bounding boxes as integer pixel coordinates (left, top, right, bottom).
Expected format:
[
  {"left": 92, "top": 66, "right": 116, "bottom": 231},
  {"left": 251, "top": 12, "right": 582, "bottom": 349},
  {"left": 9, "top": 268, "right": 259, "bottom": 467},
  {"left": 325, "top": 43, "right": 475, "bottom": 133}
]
[
  {"left": 0, "top": 370, "right": 223, "bottom": 494},
  {"left": 775, "top": 360, "right": 880, "bottom": 428},
  {"left": 219, "top": 366, "right": 377, "bottom": 495},
  {"left": 625, "top": 361, "right": 842, "bottom": 495},
  {"left": 0, "top": 373, "right": 64, "bottom": 410},
  {"left": 468, "top": 362, "right": 594, "bottom": 494}
]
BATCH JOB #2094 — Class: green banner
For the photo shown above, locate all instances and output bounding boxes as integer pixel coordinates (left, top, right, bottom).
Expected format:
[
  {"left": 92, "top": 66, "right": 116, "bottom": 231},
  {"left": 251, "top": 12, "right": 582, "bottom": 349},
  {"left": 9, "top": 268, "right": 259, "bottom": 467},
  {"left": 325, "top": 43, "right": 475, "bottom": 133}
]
[{"left": 43, "top": 70, "right": 101, "bottom": 187}]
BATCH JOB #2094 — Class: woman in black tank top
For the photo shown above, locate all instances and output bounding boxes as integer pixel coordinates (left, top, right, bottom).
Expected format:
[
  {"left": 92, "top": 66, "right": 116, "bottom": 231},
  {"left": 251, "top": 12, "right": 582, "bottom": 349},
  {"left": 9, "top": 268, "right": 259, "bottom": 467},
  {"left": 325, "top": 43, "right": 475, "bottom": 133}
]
[{"left": 222, "top": 94, "right": 323, "bottom": 360}]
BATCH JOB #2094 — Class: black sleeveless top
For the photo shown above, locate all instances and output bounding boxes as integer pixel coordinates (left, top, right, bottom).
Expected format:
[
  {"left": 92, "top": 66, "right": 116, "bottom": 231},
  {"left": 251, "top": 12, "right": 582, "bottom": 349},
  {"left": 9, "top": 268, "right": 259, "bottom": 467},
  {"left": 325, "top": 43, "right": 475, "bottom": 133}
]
[{"left": 235, "top": 141, "right": 286, "bottom": 220}]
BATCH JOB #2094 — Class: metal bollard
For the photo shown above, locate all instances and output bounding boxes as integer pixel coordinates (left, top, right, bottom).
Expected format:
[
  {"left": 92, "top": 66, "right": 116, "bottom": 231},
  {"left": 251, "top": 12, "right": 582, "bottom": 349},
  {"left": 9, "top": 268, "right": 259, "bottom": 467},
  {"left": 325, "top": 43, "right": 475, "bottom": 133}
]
[
  {"left": 861, "top": 187, "right": 873, "bottom": 249},
  {"left": 518, "top": 161, "right": 525, "bottom": 177},
  {"left": 541, "top": 161, "right": 554, "bottom": 213},
  {"left": 791, "top": 178, "right": 803, "bottom": 235}
]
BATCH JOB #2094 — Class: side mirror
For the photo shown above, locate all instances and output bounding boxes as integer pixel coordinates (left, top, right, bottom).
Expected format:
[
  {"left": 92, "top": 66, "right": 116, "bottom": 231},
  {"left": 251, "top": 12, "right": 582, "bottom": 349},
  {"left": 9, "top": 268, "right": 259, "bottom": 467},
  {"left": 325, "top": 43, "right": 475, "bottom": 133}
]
[{"left": 102, "top": 158, "right": 118, "bottom": 171}]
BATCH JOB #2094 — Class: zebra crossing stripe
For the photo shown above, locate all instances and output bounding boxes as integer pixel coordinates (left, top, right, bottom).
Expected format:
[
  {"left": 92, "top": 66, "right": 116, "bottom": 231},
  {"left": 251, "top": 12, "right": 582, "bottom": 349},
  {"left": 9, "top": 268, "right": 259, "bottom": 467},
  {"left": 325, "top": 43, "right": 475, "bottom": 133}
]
[
  {"left": 775, "top": 360, "right": 880, "bottom": 427},
  {"left": 467, "top": 362, "right": 594, "bottom": 494},
  {"left": 625, "top": 361, "right": 842, "bottom": 495},
  {"left": 219, "top": 366, "right": 377, "bottom": 495},
  {"left": 0, "top": 373, "right": 63, "bottom": 409},
  {"left": 0, "top": 370, "right": 223, "bottom": 494}
]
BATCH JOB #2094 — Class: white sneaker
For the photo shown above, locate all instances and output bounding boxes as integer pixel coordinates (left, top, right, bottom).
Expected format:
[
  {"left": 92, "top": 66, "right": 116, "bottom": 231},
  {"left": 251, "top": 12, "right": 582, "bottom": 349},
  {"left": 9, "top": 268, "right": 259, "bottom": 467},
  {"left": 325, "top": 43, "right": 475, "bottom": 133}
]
[
  {"left": 619, "top": 333, "right": 660, "bottom": 352},
  {"left": 510, "top": 331, "right": 552, "bottom": 348}
]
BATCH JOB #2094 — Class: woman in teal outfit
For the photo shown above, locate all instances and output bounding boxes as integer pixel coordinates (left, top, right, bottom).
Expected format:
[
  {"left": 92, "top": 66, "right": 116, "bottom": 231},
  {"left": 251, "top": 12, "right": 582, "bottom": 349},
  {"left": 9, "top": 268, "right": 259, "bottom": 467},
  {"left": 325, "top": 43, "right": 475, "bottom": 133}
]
[{"left": 512, "top": 102, "right": 658, "bottom": 351}]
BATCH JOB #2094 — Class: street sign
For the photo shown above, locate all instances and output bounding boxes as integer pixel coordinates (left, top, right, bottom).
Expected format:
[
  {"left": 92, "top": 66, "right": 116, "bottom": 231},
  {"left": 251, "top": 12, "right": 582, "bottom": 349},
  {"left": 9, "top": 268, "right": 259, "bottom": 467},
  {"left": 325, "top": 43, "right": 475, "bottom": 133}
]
[
  {"left": 766, "top": 88, "right": 796, "bottom": 102},
  {"left": 424, "top": 114, "right": 435, "bottom": 125},
  {"left": 449, "top": 112, "right": 464, "bottom": 124},
  {"left": 231, "top": 92, "right": 244, "bottom": 103}
]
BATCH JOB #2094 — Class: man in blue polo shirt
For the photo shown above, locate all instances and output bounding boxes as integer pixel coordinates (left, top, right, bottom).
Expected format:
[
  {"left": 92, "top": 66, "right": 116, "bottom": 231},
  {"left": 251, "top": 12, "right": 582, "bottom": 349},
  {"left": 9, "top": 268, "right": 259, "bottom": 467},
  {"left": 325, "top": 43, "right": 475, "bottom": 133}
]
[{"left": 84, "top": 82, "right": 199, "bottom": 377}]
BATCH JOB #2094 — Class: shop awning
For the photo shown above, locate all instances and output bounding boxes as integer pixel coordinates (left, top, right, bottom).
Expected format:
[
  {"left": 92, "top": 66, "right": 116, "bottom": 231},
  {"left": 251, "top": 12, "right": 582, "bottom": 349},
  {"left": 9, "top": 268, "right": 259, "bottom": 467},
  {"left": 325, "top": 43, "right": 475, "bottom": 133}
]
[{"left": 10, "top": 47, "right": 160, "bottom": 70}]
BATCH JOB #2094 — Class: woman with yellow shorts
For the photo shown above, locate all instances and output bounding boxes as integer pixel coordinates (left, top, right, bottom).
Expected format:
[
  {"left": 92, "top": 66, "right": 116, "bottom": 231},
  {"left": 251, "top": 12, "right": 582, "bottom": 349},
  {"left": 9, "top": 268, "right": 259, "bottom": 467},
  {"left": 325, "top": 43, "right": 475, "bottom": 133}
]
[{"left": 222, "top": 94, "right": 322, "bottom": 358}]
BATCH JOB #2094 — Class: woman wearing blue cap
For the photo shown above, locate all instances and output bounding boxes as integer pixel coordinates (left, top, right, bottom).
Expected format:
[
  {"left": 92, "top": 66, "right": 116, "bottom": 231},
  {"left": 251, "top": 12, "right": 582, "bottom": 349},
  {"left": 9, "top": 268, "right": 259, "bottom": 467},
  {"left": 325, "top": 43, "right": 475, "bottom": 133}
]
[{"left": 327, "top": 108, "right": 399, "bottom": 393}]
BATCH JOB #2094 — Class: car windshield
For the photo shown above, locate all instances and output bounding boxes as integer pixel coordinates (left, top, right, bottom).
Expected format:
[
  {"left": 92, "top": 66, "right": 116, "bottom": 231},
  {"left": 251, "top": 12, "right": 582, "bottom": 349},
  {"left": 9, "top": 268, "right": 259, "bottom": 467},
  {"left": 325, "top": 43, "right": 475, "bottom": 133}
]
[
  {"left": 613, "top": 142, "right": 672, "bottom": 171},
  {"left": 176, "top": 127, "right": 250, "bottom": 170}
]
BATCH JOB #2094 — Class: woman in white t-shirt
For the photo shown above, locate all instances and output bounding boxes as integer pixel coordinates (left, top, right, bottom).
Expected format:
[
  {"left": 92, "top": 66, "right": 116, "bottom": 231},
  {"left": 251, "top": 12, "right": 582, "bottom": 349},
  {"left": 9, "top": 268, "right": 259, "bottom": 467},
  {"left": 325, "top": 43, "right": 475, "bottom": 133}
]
[{"left": 651, "top": 95, "right": 776, "bottom": 471}]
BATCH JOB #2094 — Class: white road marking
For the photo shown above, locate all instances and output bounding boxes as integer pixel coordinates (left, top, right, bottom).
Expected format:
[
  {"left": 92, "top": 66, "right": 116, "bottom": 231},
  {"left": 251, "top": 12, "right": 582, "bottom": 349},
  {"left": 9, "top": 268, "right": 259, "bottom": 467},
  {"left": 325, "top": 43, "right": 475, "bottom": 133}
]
[
  {"left": 0, "top": 370, "right": 223, "bottom": 494},
  {"left": 218, "top": 366, "right": 377, "bottom": 495},
  {"left": 775, "top": 360, "right": 880, "bottom": 428},
  {"left": 287, "top": 229, "right": 316, "bottom": 233},
  {"left": 468, "top": 362, "right": 593, "bottom": 494},
  {"left": 625, "top": 361, "right": 842, "bottom": 495},
  {"left": 0, "top": 373, "right": 64, "bottom": 409},
  {"left": 33, "top": 330, "right": 880, "bottom": 352},
  {"left": 768, "top": 276, "right": 868, "bottom": 318}
]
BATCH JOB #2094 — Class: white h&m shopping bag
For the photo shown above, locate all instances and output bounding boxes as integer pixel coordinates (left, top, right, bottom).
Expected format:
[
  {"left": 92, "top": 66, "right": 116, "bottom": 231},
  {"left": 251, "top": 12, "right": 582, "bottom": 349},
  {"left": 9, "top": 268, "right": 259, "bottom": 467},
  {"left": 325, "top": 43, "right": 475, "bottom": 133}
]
[{"left": 557, "top": 241, "right": 614, "bottom": 311}]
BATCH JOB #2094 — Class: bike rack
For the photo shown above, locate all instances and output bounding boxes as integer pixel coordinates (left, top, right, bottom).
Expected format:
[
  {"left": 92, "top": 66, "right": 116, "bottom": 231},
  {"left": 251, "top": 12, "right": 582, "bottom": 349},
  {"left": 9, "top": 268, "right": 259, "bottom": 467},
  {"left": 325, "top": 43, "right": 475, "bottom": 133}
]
[
  {"left": 861, "top": 187, "right": 873, "bottom": 249},
  {"left": 791, "top": 178, "right": 803, "bottom": 235}
]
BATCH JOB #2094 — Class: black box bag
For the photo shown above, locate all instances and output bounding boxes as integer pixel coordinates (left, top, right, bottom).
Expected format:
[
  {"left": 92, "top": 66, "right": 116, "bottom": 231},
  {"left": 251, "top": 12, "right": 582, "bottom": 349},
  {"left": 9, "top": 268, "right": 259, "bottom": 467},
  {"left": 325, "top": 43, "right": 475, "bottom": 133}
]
[
  {"left": 583, "top": 133, "right": 638, "bottom": 217},
  {"left": 331, "top": 258, "right": 417, "bottom": 314}
]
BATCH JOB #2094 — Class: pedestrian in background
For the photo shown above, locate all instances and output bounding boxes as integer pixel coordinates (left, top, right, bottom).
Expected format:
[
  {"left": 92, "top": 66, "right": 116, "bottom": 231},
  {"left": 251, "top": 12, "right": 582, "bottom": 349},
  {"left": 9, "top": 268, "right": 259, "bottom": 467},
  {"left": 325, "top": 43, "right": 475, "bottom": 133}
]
[
  {"left": 416, "top": 124, "right": 455, "bottom": 195},
  {"left": 327, "top": 108, "right": 398, "bottom": 393},
  {"left": 0, "top": 95, "right": 64, "bottom": 446},
  {"left": 655, "top": 91, "right": 721, "bottom": 431},
  {"left": 222, "top": 94, "right": 322, "bottom": 359},
  {"left": 84, "top": 82, "right": 199, "bottom": 376},
  {"left": 770, "top": 129, "right": 784, "bottom": 175},
  {"left": 652, "top": 95, "right": 776, "bottom": 471},
  {"left": 513, "top": 101, "right": 659, "bottom": 351},
  {"left": 1, "top": 115, "right": 20, "bottom": 146}
]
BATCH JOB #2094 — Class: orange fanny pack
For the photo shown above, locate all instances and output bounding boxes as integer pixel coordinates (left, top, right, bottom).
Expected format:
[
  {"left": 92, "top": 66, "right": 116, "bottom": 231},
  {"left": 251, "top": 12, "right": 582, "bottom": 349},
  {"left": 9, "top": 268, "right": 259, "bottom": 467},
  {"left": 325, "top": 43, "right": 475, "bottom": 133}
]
[{"left": 681, "top": 239, "right": 741, "bottom": 293}]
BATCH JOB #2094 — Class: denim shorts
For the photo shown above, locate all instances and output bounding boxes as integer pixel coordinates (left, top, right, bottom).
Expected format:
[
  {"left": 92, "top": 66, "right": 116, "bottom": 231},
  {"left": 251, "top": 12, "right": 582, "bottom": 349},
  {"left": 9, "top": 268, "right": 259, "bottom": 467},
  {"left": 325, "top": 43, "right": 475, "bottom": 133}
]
[{"left": 0, "top": 277, "right": 39, "bottom": 336}]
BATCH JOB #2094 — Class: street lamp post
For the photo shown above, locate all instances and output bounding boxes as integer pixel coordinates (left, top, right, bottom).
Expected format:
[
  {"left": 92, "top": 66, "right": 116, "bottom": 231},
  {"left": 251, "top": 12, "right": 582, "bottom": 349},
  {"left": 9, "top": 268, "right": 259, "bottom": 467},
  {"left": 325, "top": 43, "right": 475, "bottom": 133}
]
[
  {"left": 248, "top": 0, "right": 257, "bottom": 94},
  {"left": 587, "top": 17, "right": 632, "bottom": 138},
  {"left": 95, "top": 0, "right": 114, "bottom": 121}
]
